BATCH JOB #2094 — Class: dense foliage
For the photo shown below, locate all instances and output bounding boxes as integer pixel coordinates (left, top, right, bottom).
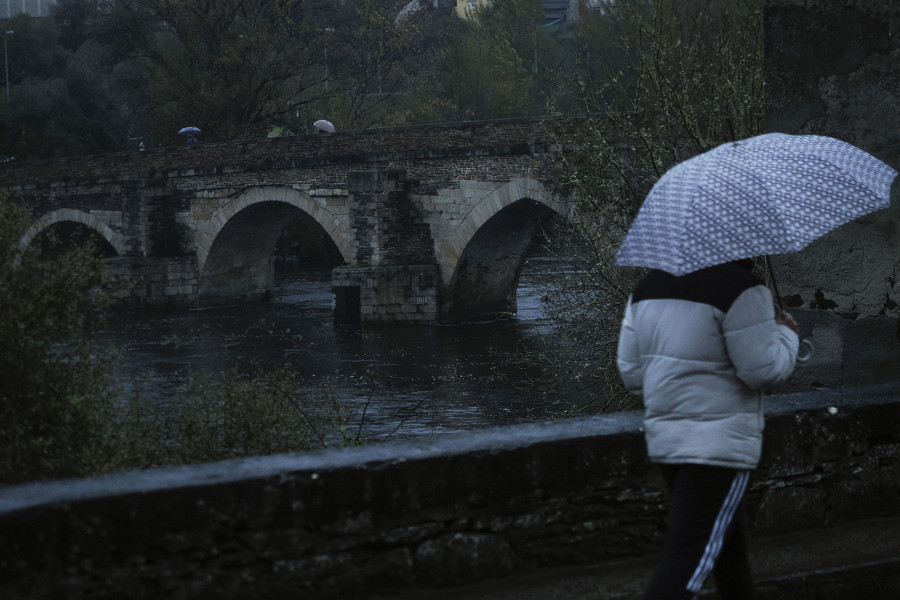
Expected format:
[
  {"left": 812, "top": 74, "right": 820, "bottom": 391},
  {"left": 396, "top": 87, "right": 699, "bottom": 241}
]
[
  {"left": 116, "top": 365, "right": 363, "bottom": 472},
  {"left": 523, "top": 0, "right": 765, "bottom": 412},
  {"left": 0, "top": 0, "right": 581, "bottom": 158},
  {"left": 0, "top": 195, "right": 120, "bottom": 482},
  {"left": 0, "top": 195, "right": 361, "bottom": 484},
  {"left": 0, "top": 0, "right": 764, "bottom": 155}
]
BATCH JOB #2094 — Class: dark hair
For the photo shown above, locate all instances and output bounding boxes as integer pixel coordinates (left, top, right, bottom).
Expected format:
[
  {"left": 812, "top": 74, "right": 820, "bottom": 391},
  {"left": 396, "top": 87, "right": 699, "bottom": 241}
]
[{"left": 734, "top": 258, "right": 755, "bottom": 272}]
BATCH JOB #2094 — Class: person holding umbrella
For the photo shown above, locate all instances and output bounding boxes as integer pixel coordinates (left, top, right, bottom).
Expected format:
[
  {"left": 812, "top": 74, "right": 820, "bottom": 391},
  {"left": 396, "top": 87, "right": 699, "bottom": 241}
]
[
  {"left": 179, "top": 126, "right": 202, "bottom": 147},
  {"left": 614, "top": 133, "right": 896, "bottom": 599},
  {"left": 313, "top": 119, "right": 335, "bottom": 133},
  {"left": 618, "top": 257, "right": 798, "bottom": 599}
]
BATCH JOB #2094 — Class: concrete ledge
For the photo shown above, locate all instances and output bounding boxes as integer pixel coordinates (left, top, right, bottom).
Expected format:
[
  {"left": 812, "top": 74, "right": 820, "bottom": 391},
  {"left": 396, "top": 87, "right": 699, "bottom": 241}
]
[{"left": 0, "top": 383, "right": 898, "bottom": 599}]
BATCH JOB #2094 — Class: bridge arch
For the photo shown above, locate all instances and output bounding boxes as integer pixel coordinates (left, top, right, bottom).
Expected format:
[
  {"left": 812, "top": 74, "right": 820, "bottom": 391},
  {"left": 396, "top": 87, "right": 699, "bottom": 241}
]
[
  {"left": 441, "top": 178, "right": 569, "bottom": 284},
  {"left": 196, "top": 186, "right": 349, "bottom": 306},
  {"left": 440, "top": 178, "right": 570, "bottom": 321},
  {"left": 197, "top": 185, "right": 350, "bottom": 275},
  {"left": 20, "top": 208, "right": 126, "bottom": 256}
]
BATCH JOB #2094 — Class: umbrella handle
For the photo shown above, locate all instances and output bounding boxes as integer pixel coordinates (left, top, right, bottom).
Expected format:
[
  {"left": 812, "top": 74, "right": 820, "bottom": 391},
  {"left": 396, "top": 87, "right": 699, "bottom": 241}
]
[
  {"left": 765, "top": 256, "right": 814, "bottom": 363},
  {"left": 764, "top": 255, "right": 782, "bottom": 311}
]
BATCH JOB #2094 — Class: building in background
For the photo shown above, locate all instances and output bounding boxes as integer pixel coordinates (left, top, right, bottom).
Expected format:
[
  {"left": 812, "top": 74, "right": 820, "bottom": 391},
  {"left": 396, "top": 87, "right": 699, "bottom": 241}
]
[
  {"left": 2, "top": 0, "right": 56, "bottom": 19},
  {"left": 456, "top": 0, "right": 488, "bottom": 19}
]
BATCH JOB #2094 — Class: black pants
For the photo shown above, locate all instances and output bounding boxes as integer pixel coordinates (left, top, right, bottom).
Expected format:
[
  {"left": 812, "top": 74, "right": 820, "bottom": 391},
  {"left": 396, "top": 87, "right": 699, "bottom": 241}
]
[{"left": 644, "top": 464, "right": 754, "bottom": 600}]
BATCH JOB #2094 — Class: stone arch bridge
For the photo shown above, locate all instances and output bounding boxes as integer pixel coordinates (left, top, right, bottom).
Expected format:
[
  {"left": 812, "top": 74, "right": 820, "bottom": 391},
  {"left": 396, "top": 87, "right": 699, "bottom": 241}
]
[{"left": 0, "top": 118, "right": 588, "bottom": 324}]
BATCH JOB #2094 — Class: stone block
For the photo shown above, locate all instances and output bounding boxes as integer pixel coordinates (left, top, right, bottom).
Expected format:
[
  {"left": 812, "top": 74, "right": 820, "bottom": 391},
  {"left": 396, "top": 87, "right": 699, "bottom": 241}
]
[
  {"left": 414, "top": 533, "right": 520, "bottom": 587},
  {"left": 830, "top": 462, "right": 900, "bottom": 522},
  {"left": 752, "top": 482, "right": 828, "bottom": 535}
]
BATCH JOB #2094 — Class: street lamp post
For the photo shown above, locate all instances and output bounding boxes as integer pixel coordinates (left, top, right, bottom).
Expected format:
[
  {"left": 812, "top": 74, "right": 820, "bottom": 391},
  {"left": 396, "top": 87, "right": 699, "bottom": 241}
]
[{"left": 4, "top": 30, "right": 12, "bottom": 101}]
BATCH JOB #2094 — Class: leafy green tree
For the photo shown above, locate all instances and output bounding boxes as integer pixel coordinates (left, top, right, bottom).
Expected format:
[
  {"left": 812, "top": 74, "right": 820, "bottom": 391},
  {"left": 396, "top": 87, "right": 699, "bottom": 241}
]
[
  {"left": 437, "top": 5, "right": 529, "bottom": 120},
  {"left": 527, "top": 0, "right": 765, "bottom": 412},
  {"left": 0, "top": 10, "right": 134, "bottom": 159},
  {"left": 434, "top": 0, "right": 564, "bottom": 120},
  {"left": 53, "top": 0, "right": 107, "bottom": 51},
  {"left": 569, "top": 0, "right": 632, "bottom": 100},
  {"left": 9, "top": 54, "right": 133, "bottom": 158},
  {"left": 98, "top": 0, "right": 333, "bottom": 143},
  {"left": 321, "top": 0, "right": 436, "bottom": 130}
]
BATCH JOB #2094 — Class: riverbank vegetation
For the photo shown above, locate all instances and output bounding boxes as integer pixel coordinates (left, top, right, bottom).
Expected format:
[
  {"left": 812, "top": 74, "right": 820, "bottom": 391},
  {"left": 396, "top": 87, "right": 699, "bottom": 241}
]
[
  {"left": 1, "top": 0, "right": 766, "bottom": 482},
  {"left": 520, "top": 0, "right": 765, "bottom": 413},
  {"left": 0, "top": 195, "right": 119, "bottom": 483},
  {"left": 0, "top": 196, "right": 363, "bottom": 485},
  {"left": 115, "top": 365, "right": 364, "bottom": 472}
]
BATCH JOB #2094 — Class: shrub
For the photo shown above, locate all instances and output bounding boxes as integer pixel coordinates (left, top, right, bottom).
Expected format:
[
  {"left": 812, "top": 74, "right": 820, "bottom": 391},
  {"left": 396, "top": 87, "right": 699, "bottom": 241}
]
[
  {"left": 1, "top": 194, "right": 363, "bottom": 484},
  {"left": 523, "top": 0, "right": 765, "bottom": 413},
  {"left": 117, "top": 365, "right": 362, "bottom": 469},
  {"left": 0, "top": 194, "right": 123, "bottom": 484}
]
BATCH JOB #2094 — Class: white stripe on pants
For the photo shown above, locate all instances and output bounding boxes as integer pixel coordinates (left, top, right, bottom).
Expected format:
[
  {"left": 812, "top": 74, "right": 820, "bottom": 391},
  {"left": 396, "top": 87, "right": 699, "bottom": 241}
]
[{"left": 686, "top": 469, "right": 750, "bottom": 593}]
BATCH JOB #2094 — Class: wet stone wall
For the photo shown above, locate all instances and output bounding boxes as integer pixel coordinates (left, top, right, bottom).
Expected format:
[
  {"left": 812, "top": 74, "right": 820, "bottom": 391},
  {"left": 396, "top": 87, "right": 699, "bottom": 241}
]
[
  {"left": 0, "top": 117, "right": 581, "bottom": 187},
  {"left": 763, "top": 0, "right": 900, "bottom": 391},
  {"left": 0, "top": 386, "right": 898, "bottom": 599},
  {"left": 332, "top": 265, "right": 440, "bottom": 324},
  {"left": 102, "top": 256, "right": 199, "bottom": 307}
]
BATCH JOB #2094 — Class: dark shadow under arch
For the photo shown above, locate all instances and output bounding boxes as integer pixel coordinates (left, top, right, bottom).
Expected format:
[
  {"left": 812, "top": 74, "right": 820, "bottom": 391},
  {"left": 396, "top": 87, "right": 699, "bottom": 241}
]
[
  {"left": 198, "top": 201, "right": 343, "bottom": 306},
  {"left": 443, "top": 198, "right": 559, "bottom": 322}
]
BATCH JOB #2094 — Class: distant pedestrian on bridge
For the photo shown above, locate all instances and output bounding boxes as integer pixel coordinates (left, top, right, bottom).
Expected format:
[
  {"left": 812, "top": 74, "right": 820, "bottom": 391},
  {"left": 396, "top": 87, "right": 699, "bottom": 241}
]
[
  {"left": 313, "top": 119, "right": 335, "bottom": 133},
  {"left": 178, "top": 126, "right": 202, "bottom": 148}
]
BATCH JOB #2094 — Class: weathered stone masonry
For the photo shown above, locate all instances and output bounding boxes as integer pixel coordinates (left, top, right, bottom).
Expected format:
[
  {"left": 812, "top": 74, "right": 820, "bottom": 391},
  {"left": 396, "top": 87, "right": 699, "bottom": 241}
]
[
  {"left": 331, "top": 169, "right": 440, "bottom": 324},
  {"left": 763, "top": 0, "right": 900, "bottom": 391},
  {"left": 1, "top": 118, "right": 578, "bottom": 322},
  {"left": 0, "top": 387, "right": 898, "bottom": 599}
]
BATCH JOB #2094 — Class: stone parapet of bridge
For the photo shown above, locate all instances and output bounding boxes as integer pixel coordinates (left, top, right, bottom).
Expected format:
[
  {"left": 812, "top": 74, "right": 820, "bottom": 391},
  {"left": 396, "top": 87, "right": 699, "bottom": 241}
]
[{"left": 1, "top": 383, "right": 898, "bottom": 599}]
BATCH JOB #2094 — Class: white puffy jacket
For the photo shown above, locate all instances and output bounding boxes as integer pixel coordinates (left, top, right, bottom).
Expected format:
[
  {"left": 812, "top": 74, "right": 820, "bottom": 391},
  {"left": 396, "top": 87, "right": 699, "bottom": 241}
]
[{"left": 616, "top": 261, "right": 799, "bottom": 470}]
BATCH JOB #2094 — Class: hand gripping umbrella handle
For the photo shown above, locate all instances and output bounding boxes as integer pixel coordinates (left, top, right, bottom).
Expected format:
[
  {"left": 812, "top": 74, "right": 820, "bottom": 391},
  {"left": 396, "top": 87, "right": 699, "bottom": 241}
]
[{"left": 765, "top": 256, "right": 814, "bottom": 363}]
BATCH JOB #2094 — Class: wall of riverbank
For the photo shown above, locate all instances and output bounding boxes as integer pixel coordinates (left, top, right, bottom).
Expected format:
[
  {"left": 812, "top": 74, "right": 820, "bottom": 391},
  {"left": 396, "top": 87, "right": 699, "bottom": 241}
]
[
  {"left": 1, "top": 384, "right": 898, "bottom": 599},
  {"left": 763, "top": 0, "right": 900, "bottom": 391}
]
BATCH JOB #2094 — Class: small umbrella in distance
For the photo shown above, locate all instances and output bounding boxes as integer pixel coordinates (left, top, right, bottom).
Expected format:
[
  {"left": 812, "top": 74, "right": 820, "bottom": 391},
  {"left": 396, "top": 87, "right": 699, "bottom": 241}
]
[{"left": 313, "top": 119, "right": 335, "bottom": 133}]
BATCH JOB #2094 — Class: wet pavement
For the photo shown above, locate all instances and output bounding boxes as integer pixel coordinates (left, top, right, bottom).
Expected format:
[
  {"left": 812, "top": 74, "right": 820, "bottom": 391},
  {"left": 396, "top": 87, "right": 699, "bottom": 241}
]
[{"left": 376, "top": 515, "right": 900, "bottom": 599}]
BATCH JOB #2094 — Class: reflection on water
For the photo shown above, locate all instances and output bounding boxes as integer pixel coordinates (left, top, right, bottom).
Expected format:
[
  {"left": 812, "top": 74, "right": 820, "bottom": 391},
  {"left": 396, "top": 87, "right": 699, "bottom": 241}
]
[{"left": 103, "top": 255, "right": 568, "bottom": 442}]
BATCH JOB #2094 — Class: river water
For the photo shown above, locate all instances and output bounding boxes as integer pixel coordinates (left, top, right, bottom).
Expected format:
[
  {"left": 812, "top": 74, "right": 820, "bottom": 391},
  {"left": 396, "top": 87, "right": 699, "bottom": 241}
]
[{"left": 102, "top": 255, "right": 574, "bottom": 443}]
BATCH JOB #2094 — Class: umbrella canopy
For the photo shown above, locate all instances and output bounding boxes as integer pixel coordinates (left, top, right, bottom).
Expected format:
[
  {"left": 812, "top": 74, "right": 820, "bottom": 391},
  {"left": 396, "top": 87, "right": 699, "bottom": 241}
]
[
  {"left": 178, "top": 126, "right": 202, "bottom": 136},
  {"left": 615, "top": 133, "right": 897, "bottom": 276},
  {"left": 313, "top": 119, "right": 335, "bottom": 133}
]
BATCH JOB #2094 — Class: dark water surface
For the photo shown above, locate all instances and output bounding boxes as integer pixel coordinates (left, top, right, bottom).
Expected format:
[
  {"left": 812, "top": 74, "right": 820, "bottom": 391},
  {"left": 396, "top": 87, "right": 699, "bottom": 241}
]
[{"left": 101, "top": 256, "right": 569, "bottom": 442}]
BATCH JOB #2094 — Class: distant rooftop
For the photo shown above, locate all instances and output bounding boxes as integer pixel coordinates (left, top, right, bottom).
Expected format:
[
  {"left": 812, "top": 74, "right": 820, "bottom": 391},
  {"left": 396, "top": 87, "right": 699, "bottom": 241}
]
[
  {"left": 544, "top": 0, "right": 570, "bottom": 23},
  {"left": 1, "top": 0, "right": 56, "bottom": 19}
]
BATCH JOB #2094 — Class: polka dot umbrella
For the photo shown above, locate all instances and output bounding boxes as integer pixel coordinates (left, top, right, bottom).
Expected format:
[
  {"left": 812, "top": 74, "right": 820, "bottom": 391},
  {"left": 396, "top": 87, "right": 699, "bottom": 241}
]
[{"left": 615, "top": 133, "right": 896, "bottom": 277}]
